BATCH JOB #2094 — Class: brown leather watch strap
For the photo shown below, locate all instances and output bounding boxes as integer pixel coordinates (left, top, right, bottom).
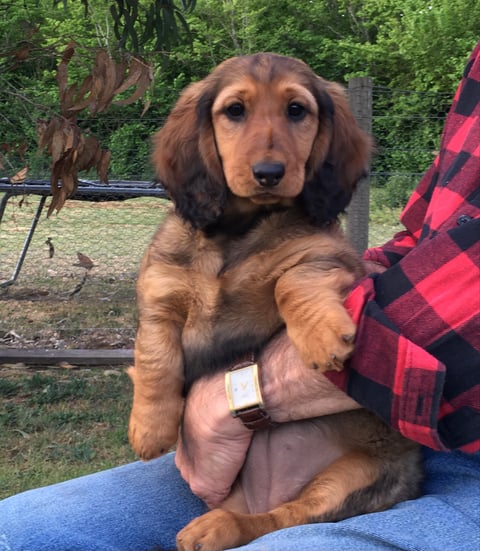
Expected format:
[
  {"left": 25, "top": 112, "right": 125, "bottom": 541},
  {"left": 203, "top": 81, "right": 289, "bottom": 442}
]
[
  {"left": 230, "top": 353, "right": 256, "bottom": 369},
  {"left": 236, "top": 405, "right": 275, "bottom": 431}
]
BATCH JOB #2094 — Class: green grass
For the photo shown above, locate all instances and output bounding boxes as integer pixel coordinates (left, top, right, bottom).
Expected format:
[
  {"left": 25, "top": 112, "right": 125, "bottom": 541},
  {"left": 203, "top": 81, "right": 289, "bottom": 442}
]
[
  {"left": 0, "top": 367, "right": 136, "bottom": 499},
  {"left": 368, "top": 204, "right": 404, "bottom": 246}
]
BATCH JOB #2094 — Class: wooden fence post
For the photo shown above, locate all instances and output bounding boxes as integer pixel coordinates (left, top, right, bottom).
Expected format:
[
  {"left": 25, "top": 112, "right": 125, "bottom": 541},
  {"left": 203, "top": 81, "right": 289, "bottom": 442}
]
[{"left": 347, "top": 77, "right": 373, "bottom": 254}]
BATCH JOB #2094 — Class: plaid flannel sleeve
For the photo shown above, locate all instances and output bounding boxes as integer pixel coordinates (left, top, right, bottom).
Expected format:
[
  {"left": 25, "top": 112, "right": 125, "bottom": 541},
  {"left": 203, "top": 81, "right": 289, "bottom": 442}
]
[
  {"left": 342, "top": 219, "right": 480, "bottom": 452},
  {"left": 327, "top": 42, "right": 480, "bottom": 453}
]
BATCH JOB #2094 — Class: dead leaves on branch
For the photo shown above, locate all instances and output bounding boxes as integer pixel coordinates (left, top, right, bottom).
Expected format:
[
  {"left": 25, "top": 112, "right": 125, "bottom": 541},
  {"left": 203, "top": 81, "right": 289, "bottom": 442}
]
[
  {"left": 0, "top": 142, "right": 28, "bottom": 183},
  {"left": 41, "top": 42, "right": 153, "bottom": 214},
  {"left": 37, "top": 118, "right": 111, "bottom": 215},
  {"left": 57, "top": 43, "right": 153, "bottom": 116}
]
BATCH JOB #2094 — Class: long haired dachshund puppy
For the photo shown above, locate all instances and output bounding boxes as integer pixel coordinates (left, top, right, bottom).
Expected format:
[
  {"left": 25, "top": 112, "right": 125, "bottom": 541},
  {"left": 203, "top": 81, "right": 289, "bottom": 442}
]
[{"left": 128, "top": 53, "right": 422, "bottom": 551}]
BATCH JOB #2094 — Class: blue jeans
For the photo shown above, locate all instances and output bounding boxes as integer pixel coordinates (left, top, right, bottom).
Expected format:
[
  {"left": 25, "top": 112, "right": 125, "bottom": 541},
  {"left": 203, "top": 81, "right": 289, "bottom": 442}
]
[{"left": 1, "top": 448, "right": 479, "bottom": 551}]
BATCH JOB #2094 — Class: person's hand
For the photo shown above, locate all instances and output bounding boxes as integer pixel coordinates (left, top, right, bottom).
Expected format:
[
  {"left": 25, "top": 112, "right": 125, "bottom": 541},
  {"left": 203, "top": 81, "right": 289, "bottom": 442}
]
[
  {"left": 259, "top": 331, "right": 361, "bottom": 422},
  {"left": 176, "top": 331, "right": 361, "bottom": 506},
  {"left": 363, "top": 259, "right": 388, "bottom": 275},
  {"left": 175, "top": 374, "right": 253, "bottom": 508}
]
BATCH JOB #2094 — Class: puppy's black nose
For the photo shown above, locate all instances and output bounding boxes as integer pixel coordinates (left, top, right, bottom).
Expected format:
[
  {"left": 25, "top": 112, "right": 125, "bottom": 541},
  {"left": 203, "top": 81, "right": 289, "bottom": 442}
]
[{"left": 252, "top": 162, "right": 285, "bottom": 187}]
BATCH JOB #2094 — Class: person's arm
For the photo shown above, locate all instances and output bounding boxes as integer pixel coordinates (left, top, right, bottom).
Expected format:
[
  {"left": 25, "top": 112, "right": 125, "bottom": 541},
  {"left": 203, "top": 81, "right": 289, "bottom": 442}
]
[
  {"left": 177, "top": 219, "right": 479, "bottom": 507},
  {"left": 329, "top": 218, "right": 480, "bottom": 452}
]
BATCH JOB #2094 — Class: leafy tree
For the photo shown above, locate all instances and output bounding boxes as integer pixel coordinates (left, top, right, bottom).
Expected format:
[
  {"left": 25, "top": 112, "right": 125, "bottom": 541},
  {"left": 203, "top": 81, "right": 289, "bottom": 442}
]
[
  {"left": 1, "top": 0, "right": 479, "bottom": 191},
  {"left": 366, "top": 0, "right": 478, "bottom": 190},
  {"left": 50, "top": 0, "right": 196, "bottom": 53}
]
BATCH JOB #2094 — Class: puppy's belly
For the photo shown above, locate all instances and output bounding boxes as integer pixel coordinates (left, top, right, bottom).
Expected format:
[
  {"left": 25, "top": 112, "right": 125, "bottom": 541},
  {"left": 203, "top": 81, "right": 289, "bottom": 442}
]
[{"left": 221, "top": 418, "right": 347, "bottom": 514}]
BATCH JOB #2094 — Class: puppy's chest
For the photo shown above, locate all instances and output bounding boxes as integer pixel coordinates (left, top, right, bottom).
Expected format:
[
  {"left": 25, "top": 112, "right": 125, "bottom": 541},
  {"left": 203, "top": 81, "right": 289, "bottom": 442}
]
[
  {"left": 180, "top": 234, "right": 299, "bottom": 379},
  {"left": 186, "top": 237, "right": 283, "bottom": 329},
  {"left": 186, "top": 212, "right": 317, "bottom": 309}
]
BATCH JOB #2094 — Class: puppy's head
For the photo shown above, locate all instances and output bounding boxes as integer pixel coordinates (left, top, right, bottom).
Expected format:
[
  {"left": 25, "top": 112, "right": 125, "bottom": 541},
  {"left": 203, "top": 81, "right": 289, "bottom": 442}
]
[{"left": 152, "top": 53, "right": 372, "bottom": 229}]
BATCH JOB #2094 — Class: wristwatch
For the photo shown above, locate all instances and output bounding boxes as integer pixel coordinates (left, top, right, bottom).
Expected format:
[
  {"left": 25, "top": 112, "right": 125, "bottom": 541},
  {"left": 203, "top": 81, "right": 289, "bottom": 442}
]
[{"left": 225, "top": 357, "right": 274, "bottom": 430}]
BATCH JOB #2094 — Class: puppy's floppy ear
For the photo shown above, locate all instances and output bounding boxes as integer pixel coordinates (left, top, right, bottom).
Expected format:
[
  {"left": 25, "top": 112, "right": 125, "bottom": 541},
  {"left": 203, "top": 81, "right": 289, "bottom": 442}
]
[
  {"left": 152, "top": 80, "right": 226, "bottom": 229},
  {"left": 303, "top": 79, "right": 373, "bottom": 226}
]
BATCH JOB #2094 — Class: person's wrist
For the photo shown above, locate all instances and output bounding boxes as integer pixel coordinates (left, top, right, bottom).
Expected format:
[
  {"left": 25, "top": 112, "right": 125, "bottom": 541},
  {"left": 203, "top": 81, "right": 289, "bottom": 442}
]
[
  {"left": 189, "top": 373, "right": 251, "bottom": 439},
  {"left": 258, "top": 334, "right": 297, "bottom": 422}
]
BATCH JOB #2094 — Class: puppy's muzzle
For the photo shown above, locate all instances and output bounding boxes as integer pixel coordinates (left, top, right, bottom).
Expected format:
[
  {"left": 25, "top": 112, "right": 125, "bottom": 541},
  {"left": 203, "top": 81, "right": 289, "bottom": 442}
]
[{"left": 252, "top": 161, "right": 285, "bottom": 187}]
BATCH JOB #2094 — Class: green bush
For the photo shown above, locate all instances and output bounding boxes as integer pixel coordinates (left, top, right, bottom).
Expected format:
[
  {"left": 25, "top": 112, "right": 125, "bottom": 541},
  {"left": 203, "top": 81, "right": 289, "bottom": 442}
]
[
  {"left": 371, "top": 174, "right": 417, "bottom": 210},
  {"left": 108, "top": 122, "right": 155, "bottom": 180}
]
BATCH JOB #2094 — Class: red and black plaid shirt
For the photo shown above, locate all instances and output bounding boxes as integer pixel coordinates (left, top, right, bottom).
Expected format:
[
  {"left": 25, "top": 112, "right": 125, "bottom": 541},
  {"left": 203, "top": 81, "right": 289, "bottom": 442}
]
[{"left": 330, "top": 42, "right": 480, "bottom": 453}]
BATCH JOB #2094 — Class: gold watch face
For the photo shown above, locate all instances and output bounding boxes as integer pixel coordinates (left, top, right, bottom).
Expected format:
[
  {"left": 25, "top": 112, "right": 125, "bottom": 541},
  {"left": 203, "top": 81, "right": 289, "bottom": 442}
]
[{"left": 225, "top": 363, "right": 263, "bottom": 412}]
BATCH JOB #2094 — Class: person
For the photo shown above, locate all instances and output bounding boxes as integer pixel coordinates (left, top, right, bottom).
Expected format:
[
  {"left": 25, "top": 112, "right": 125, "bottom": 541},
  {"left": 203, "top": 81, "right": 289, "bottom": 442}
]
[{"left": 1, "top": 43, "right": 479, "bottom": 551}]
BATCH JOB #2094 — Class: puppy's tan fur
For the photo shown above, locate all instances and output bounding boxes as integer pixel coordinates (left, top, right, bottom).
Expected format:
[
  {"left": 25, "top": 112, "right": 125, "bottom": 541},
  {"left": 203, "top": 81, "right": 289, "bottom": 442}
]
[{"left": 128, "top": 53, "right": 422, "bottom": 551}]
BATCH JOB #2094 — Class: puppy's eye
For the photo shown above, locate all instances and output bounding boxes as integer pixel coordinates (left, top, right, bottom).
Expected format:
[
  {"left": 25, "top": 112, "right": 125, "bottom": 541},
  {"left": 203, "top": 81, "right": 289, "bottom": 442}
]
[
  {"left": 225, "top": 103, "right": 245, "bottom": 120},
  {"left": 287, "top": 103, "right": 307, "bottom": 121}
]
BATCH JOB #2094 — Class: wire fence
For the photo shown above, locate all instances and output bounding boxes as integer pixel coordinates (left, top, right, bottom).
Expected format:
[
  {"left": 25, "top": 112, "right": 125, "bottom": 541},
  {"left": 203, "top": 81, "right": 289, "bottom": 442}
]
[{"left": 0, "top": 84, "right": 451, "bottom": 354}]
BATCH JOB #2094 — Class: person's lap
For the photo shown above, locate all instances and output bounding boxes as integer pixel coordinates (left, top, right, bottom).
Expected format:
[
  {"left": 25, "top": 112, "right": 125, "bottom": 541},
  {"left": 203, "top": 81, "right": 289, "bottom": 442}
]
[
  {"left": 0, "top": 449, "right": 479, "bottom": 551},
  {"left": 0, "top": 452, "right": 207, "bottom": 551}
]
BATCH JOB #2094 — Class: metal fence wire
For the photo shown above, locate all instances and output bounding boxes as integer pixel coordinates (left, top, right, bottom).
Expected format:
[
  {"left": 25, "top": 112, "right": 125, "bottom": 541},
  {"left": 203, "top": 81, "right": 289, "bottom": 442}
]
[
  {"left": 0, "top": 84, "right": 451, "bottom": 353},
  {"left": 0, "top": 187, "right": 170, "bottom": 351}
]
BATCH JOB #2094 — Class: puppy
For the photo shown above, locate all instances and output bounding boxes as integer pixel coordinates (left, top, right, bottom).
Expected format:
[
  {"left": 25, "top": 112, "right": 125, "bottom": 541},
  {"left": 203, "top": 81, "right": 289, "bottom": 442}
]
[{"left": 128, "top": 53, "right": 422, "bottom": 551}]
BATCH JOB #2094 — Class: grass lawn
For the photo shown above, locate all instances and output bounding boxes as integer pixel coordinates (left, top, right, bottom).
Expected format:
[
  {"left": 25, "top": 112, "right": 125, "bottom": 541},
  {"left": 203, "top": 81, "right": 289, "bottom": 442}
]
[{"left": 0, "top": 366, "right": 136, "bottom": 499}]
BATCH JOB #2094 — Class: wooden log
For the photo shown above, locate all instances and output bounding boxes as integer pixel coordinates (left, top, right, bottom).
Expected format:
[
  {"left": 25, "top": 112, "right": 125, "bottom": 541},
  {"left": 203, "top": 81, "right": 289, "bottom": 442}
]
[{"left": 0, "top": 348, "right": 134, "bottom": 366}]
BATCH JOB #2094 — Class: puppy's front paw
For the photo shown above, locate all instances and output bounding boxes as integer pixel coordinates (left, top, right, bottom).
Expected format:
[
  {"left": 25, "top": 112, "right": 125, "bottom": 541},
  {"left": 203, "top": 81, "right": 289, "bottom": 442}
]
[
  {"left": 128, "top": 400, "right": 182, "bottom": 460},
  {"left": 290, "top": 306, "right": 356, "bottom": 372}
]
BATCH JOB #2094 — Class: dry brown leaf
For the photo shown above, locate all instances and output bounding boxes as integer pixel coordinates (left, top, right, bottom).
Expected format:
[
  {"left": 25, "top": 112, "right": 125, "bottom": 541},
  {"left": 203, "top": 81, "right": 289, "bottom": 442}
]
[
  {"left": 112, "top": 57, "right": 144, "bottom": 96},
  {"left": 48, "top": 170, "right": 76, "bottom": 215},
  {"left": 57, "top": 41, "right": 76, "bottom": 110},
  {"left": 88, "top": 50, "right": 107, "bottom": 115},
  {"left": 61, "top": 83, "right": 78, "bottom": 112},
  {"left": 9, "top": 166, "right": 28, "bottom": 184},
  {"left": 37, "top": 118, "right": 61, "bottom": 153},
  {"left": 68, "top": 75, "right": 94, "bottom": 113},
  {"left": 41, "top": 47, "right": 140, "bottom": 213},
  {"left": 76, "top": 74, "right": 94, "bottom": 102},
  {"left": 114, "top": 59, "right": 128, "bottom": 89},
  {"left": 61, "top": 171, "right": 76, "bottom": 197},
  {"left": 74, "top": 251, "right": 94, "bottom": 270},
  {"left": 97, "top": 149, "right": 111, "bottom": 184},
  {"left": 45, "top": 237, "right": 55, "bottom": 258},
  {"left": 95, "top": 50, "right": 118, "bottom": 113},
  {"left": 17, "top": 140, "right": 28, "bottom": 161},
  {"left": 114, "top": 69, "right": 153, "bottom": 106},
  {"left": 61, "top": 40, "right": 76, "bottom": 64},
  {"left": 76, "top": 136, "right": 99, "bottom": 172},
  {"left": 13, "top": 44, "right": 31, "bottom": 62},
  {"left": 56, "top": 60, "right": 69, "bottom": 103},
  {"left": 64, "top": 124, "right": 75, "bottom": 151},
  {"left": 35, "top": 120, "right": 48, "bottom": 146},
  {"left": 48, "top": 165, "right": 67, "bottom": 216},
  {"left": 59, "top": 361, "right": 76, "bottom": 369},
  {"left": 141, "top": 98, "right": 152, "bottom": 117},
  {"left": 88, "top": 75, "right": 103, "bottom": 114},
  {"left": 50, "top": 128, "right": 66, "bottom": 164}
]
